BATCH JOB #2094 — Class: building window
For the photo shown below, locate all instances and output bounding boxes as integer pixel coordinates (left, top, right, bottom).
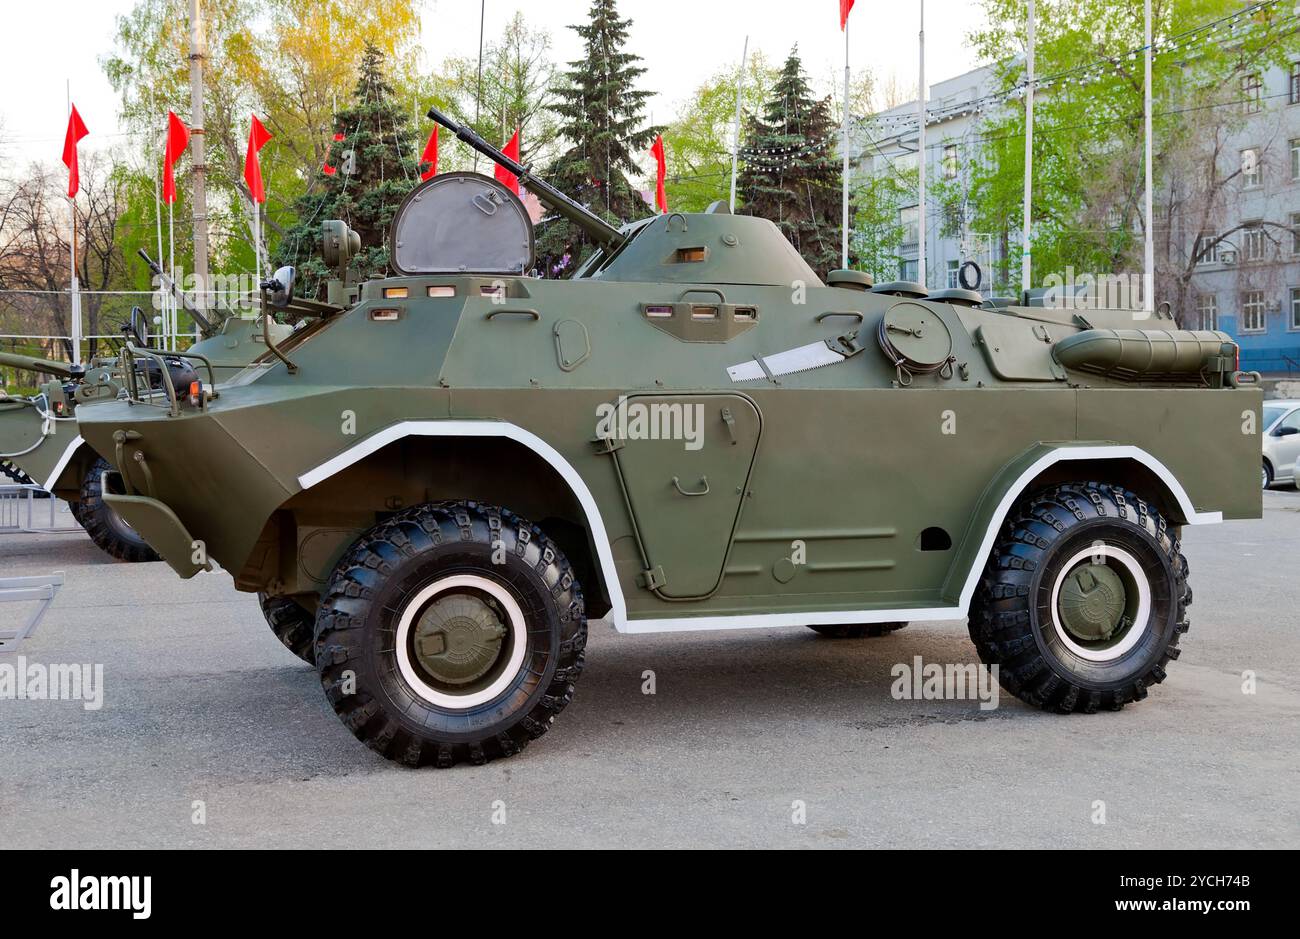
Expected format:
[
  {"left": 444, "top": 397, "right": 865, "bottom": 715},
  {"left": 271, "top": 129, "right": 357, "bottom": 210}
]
[
  {"left": 1292, "top": 213, "right": 1300, "bottom": 255},
  {"left": 1291, "top": 62, "right": 1300, "bottom": 105},
  {"left": 1196, "top": 293, "right": 1218, "bottom": 331},
  {"left": 1292, "top": 138, "right": 1300, "bottom": 181},
  {"left": 1194, "top": 231, "right": 1218, "bottom": 265},
  {"left": 900, "top": 205, "right": 919, "bottom": 250},
  {"left": 947, "top": 259, "right": 960, "bottom": 288},
  {"left": 942, "top": 144, "right": 958, "bottom": 179},
  {"left": 1242, "top": 223, "right": 1267, "bottom": 262},
  {"left": 1241, "top": 291, "right": 1266, "bottom": 333},
  {"left": 943, "top": 201, "right": 962, "bottom": 236},
  {"left": 1242, "top": 73, "right": 1262, "bottom": 113},
  {"left": 1291, "top": 288, "right": 1300, "bottom": 331},
  {"left": 899, "top": 259, "right": 919, "bottom": 282},
  {"left": 1241, "top": 147, "right": 1261, "bottom": 187}
]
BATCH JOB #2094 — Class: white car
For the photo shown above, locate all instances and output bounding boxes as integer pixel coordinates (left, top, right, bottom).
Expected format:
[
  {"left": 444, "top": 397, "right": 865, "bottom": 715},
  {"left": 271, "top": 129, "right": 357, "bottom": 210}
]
[{"left": 1262, "top": 399, "right": 1300, "bottom": 488}]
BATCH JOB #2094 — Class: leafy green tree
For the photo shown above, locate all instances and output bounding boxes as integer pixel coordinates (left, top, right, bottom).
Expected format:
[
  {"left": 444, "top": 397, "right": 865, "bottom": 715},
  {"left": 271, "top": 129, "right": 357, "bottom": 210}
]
[
  {"left": 434, "top": 12, "right": 560, "bottom": 171},
  {"left": 273, "top": 43, "right": 422, "bottom": 296},
  {"left": 659, "top": 53, "right": 779, "bottom": 213},
  {"left": 966, "top": 0, "right": 1296, "bottom": 299},
  {"left": 539, "top": 0, "right": 658, "bottom": 274},
  {"left": 738, "top": 47, "right": 845, "bottom": 278}
]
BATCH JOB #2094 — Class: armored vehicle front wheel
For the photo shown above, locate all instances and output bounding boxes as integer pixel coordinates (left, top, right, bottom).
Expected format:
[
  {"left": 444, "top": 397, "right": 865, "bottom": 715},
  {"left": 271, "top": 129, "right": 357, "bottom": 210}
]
[
  {"left": 808, "top": 622, "right": 907, "bottom": 639},
  {"left": 77, "top": 458, "right": 161, "bottom": 563},
  {"left": 258, "top": 594, "right": 316, "bottom": 665},
  {"left": 314, "top": 501, "right": 587, "bottom": 768},
  {"left": 968, "top": 482, "right": 1189, "bottom": 713}
]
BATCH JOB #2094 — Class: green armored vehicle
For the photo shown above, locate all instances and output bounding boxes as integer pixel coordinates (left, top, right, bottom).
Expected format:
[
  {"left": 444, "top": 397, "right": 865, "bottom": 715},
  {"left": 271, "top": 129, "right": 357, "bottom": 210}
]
[
  {"left": 76, "top": 110, "right": 1262, "bottom": 767},
  {"left": 1, "top": 256, "right": 292, "bottom": 561}
]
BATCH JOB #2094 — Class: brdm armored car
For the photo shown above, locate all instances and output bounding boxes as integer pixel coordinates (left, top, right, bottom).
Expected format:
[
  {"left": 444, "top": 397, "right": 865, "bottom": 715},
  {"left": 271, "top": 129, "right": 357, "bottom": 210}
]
[{"left": 74, "top": 109, "right": 1263, "bottom": 767}]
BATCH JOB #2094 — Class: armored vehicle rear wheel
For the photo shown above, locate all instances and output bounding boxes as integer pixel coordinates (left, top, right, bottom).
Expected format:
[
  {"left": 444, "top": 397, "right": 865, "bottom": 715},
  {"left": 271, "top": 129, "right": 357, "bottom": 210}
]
[
  {"left": 315, "top": 501, "right": 587, "bottom": 768},
  {"left": 968, "top": 482, "right": 1189, "bottom": 713},
  {"left": 808, "top": 622, "right": 907, "bottom": 639},
  {"left": 258, "top": 594, "right": 316, "bottom": 665},
  {"left": 78, "top": 458, "right": 161, "bottom": 563}
]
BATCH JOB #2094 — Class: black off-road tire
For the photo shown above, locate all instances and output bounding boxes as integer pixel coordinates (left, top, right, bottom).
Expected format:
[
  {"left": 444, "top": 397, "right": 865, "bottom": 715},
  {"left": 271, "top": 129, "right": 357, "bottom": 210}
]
[
  {"left": 968, "top": 482, "right": 1190, "bottom": 713},
  {"left": 808, "top": 622, "right": 908, "bottom": 639},
  {"left": 258, "top": 593, "right": 316, "bottom": 665},
  {"left": 315, "top": 501, "right": 587, "bottom": 768},
  {"left": 78, "top": 458, "right": 161, "bottom": 563}
]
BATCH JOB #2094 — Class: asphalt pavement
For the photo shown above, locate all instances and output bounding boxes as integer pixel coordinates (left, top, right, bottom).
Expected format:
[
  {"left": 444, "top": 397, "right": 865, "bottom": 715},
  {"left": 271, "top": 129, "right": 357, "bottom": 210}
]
[{"left": 1, "top": 490, "right": 1297, "bottom": 849}]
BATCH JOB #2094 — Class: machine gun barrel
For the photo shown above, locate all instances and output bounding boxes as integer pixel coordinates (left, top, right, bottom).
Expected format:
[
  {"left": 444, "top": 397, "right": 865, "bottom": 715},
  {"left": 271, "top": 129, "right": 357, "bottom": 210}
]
[
  {"left": 0, "top": 351, "right": 76, "bottom": 380},
  {"left": 136, "top": 249, "right": 216, "bottom": 336},
  {"left": 426, "top": 106, "right": 624, "bottom": 248}
]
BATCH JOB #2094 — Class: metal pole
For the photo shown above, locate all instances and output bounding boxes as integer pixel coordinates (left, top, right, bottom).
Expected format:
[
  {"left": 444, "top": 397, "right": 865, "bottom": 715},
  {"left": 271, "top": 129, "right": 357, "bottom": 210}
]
[
  {"left": 473, "top": 0, "right": 485, "bottom": 173},
  {"left": 153, "top": 151, "right": 165, "bottom": 346},
  {"left": 66, "top": 81, "right": 81, "bottom": 366},
  {"left": 729, "top": 36, "right": 748, "bottom": 214},
  {"left": 917, "top": 1, "right": 926, "bottom": 289},
  {"left": 1022, "top": 0, "right": 1035, "bottom": 298},
  {"left": 168, "top": 201, "right": 176, "bottom": 351},
  {"left": 842, "top": 23, "right": 850, "bottom": 269},
  {"left": 1143, "top": 0, "right": 1154, "bottom": 315},
  {"left": 189, "top": 0, "right": 209, "bottom": 322}
]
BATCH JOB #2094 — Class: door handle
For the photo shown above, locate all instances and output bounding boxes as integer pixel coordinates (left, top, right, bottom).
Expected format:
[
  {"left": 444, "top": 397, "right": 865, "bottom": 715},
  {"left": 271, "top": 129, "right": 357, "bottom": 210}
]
[{"left": 671, "top": 475, "right": 710, "bottom": 497}]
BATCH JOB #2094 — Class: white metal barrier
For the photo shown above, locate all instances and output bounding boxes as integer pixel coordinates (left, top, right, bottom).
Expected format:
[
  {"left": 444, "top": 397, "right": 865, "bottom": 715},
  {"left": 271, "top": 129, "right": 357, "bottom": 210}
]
[
  {"left": 0, "top": 572, "right": 65, "bottom": 653},
  {"left": 0, "top": 484, "right": 83, "bottom": 534}
]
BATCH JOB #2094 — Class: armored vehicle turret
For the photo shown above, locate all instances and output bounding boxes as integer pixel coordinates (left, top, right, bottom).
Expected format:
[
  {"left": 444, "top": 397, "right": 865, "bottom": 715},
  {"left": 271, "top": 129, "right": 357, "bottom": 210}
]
[{"left": 76, "top": 108, "right": 1263, "bottom": 767}]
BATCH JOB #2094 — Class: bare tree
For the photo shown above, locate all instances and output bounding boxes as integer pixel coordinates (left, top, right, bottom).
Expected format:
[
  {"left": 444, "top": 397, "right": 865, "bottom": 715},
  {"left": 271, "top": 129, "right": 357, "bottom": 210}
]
[{"left": 0, "top": 154, "right": 129, "bottom": 360}]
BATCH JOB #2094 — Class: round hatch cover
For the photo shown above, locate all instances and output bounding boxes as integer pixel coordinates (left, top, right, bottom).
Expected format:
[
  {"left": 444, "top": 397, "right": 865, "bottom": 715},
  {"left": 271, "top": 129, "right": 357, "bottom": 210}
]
[
  {"left": 389, "top": 171, "right": 534, "bottom": 275},
  {"left": 878, "top": 301, "right": 953, "bottom": 368}
]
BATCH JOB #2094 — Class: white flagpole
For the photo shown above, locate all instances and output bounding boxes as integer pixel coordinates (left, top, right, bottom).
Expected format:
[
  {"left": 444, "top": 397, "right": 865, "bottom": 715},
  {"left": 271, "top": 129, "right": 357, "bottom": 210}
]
[
  {"left": 1143, "top": 0, "right": 1154, "bottom": 315},
  {"left": 917, "top": 1, "right": 927, "bottom": 288},
  {"left": 841, "top": 19, "right": 850, "bottom": 269},
  {"left": 1022, "top": 0, "right": 1035, "bottom": 300},
  {"left": 253, "top": 199, "right": 261, "bottom": 287},
  {"left": 168, "top": 200, "right": 176, "bottom": 351},
  {"left": 153, "top": 153, "right": 165, "bottom": 349},
  {"left": 67, "top": 81, "right": 82, "bottom": 366},
  {"left": 729, "top": 35, "right": 748, "bottom": 214}
]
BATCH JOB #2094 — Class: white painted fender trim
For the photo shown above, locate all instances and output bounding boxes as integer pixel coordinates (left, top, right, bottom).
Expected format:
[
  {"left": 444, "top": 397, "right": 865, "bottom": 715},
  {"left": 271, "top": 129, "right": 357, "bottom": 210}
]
[
  {"left": 40, "top": 434, "right": 86, "bottom": 493},
  {"left": 297, "top": 424, "right": 1221, "bottom": 635}
]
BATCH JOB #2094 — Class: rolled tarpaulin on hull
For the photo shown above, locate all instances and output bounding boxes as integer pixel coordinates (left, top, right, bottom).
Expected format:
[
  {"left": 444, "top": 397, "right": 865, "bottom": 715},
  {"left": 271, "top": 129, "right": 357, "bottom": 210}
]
[{"left": 1053, "top": 328, "right": 1235, "bottom": 379}]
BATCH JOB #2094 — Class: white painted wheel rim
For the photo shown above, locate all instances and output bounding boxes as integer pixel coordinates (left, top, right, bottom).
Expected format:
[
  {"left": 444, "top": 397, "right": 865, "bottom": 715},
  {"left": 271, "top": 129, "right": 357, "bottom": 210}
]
[
  {"left": 1048, "top": 546, "right": 1152, "bottom": 662},
  {"left": 395, "top": 574, "right": 528, "bottom": 709}
]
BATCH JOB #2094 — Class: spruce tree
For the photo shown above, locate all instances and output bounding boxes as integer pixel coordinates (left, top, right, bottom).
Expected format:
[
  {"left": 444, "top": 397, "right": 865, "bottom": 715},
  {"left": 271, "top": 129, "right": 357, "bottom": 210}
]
[
  {"left": 538, "top": 0, "right": 657, "bottom": 274},
  {"left": 275, "top": 43, "right": 422, "bottom": 297},
  {"left": 738, "top": 48, "right": 843, "bottom": 278}
]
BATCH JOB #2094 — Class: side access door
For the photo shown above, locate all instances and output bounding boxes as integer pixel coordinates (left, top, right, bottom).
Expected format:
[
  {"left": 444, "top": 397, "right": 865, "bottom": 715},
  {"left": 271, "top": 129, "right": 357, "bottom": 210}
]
[{"left": 598, "top": 393, "right": 761, "bottom": 599}]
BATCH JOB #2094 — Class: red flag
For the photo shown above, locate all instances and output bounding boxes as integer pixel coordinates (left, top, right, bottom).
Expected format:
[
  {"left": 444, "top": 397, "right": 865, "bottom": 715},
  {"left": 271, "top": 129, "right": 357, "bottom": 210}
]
[
  {"left": 162, "top": 111, "right": 190, "bottom": 205},
  {"left": 243, "top": 115, "right": 273, "bottom": 203},
  {"left": 322, "top": 132, "right": 344, "bottom": 176},
  {"left": 650, "top": 134, "right": 667, "bottom": 213},
  {"left": 494, "top": 128, "right": 520, "bottom": 195},
  {"left": 840, "top": 0, "right": 855, "bottom": 29},
  {"left": 61, "top": 105, "right": 89, "bottom": 199},
  {"left": 420, "top": 126, "right": 439, "bottom": 181}
]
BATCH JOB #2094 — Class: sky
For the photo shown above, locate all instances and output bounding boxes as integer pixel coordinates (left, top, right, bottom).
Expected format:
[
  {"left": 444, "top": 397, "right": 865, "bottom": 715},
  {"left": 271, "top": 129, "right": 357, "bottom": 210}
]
[{"left": 0, "top": 0, "right": 986, "bottom": 167}]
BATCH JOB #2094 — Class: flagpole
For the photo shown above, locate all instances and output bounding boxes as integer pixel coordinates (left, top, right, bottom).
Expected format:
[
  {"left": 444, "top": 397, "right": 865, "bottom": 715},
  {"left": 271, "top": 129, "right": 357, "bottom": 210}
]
[
  {"left": 1022, "top": 0, "right": 1035, "bottom": 301},
  {"left": 841, "top": 21, "right": 850, "bottom": 269},
  {"left": 917, "top": 1, "right": 926, "bottom": 289},
  {"left": 729, "top": 35, "right": 748, "bottom": 214},
  {"left": 472, "top": 0, "right": 485, "bottom": 173},
  {"left": 66, "top": 81, "right": 82, "bottom": 366},
  {"left": 168, "top": 200, "right": 176, "bottom": 351},
  {"left": 1143, "top": 0, "right": 1154, "bottom": 315},
  {"left": 153, "top": 153, "right": 165, "bottom": 346}
]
